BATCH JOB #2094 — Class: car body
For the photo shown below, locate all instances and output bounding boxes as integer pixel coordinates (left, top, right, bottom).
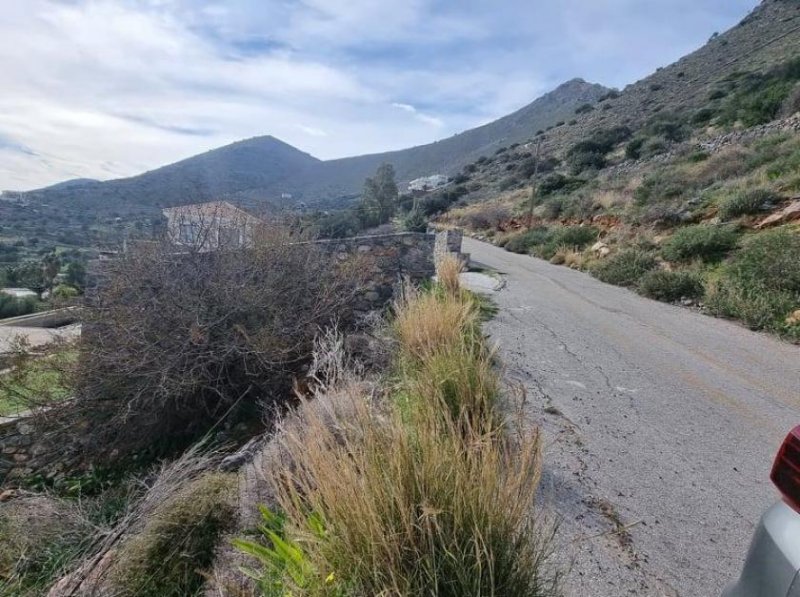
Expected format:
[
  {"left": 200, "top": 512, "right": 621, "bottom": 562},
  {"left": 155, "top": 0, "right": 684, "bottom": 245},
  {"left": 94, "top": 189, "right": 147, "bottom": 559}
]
[{"left": 724, "top": 426, "right": 800, "bottom": 597}]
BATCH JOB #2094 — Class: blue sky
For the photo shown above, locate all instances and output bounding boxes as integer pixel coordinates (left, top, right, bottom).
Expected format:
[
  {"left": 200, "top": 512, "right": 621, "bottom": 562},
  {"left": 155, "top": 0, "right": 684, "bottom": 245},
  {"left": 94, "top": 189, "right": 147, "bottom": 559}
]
[{"left": 0, "top": 0, "right": 757, "bottom": 190}]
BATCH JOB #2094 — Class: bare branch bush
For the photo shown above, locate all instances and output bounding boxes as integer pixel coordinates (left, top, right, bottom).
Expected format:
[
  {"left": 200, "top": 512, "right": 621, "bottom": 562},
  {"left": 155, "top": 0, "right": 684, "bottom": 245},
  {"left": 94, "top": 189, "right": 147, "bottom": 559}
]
[{"left": 75, "top": 221, "right": 363, "bottom": 460}]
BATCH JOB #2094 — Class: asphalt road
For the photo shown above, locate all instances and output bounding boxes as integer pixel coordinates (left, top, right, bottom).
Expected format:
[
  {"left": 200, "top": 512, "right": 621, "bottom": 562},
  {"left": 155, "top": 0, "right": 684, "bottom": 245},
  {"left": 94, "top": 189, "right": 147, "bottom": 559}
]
[{"left": 463, "top": 237, "right": 800, "bottom": 597}]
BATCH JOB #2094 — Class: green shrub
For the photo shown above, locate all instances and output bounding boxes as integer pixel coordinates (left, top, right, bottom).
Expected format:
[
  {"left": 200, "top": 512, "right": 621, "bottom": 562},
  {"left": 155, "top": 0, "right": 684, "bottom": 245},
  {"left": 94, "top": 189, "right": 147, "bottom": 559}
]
[
  {"left": 498, "top": 176, "right": 520, "bottom": 191},
  {"left": 691, "top": 108, "right": 716, "bottom": 125},
  {"left": 638, "top": 269, "right": 704, "bottom": 302},
  {"left": 661, "top": 224, "right": 739, "bottom": 262},
  {"left": 109, "top": 472, "right": 235, "bottom": 597},
  {"left": 634, "top": 171, "right": 685, "bottom": 205},
  {"left": 566, "top": 149, "right": 606, "bottom": 173},
  {"left": 766, "top": 147, "right": 800, "bottom": 181},
  {"left": 554, "top": 226, "right": 596, "bottom": 247},
  {"left": 590, "top": 250, "right": 658, "bottom": 286},
  {"left": 539, "top": 196, "right": 565, "bottom": 220},
  {"left": 565, "top": 127, "right": 632, "bottom": 173},
  {"left": 527, "top": 226, "right": 597, "bottom": 260},
  {"left": 538, "top": 173, "right": 585, "bottom": 196},
  {"left": 0, "top": 496, "right": 93, "bottom": 595},
  {"left": 400, "top": 209, "right": 428, "bottom": 232},
  {"left": 0, "top": 294, "right": 37, "bottom": 319},
  {"left": 718, "top": 58, "right": 800, "bottom": 126},
  {"left": 687, "top": 150, "right": 710, "bottom": 163},
  {"left": 502, "top": 228, "right": 551, "bottom": 254},
  {"left": 52, "top": 284, "right": 79, "bottom": 300},
  {"left": 598, "top": 90, "right": 620, "bottom": 102},
  {"left": 575, "top": 103, "right": 594, "bottom": 114},
  {"left": 644, "top": 112, "right": 688, "bottom": 142},
  {"left": 718, "top": 188, "right": 779, "bottom": 220},
  {"left": 625, "top": 138, "right": 645, "bottom": 160},
  {"left": 639, "top": 136, "right": 669, "bottom": 158},
  {"left": 706, "top": 230, "right": 800, "bottom": 334},
  {"left": 707, "top": 281, "right": 796, "bottom": 332},
  {"left": 725, "top": 229, "right": 800, "bottom": 295}
]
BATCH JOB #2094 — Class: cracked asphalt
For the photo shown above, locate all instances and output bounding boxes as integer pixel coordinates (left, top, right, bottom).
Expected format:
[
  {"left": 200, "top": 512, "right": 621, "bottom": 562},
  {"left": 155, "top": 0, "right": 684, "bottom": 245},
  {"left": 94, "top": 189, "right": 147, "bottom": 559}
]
[{"left": 463, "top": 237, "right": 800, "bottom": 597}]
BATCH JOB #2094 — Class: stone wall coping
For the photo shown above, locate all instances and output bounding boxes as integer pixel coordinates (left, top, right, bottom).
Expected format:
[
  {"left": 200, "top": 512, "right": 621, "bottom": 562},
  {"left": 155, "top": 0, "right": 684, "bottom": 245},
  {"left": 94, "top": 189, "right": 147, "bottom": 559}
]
[{"left": 307, "top": 232, "right": 434, "bottom": 246}]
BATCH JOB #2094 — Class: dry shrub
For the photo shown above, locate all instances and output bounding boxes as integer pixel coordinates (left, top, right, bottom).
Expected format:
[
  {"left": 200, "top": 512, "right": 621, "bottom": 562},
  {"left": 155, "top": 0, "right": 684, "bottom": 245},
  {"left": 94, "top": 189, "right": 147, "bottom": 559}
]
[
  {"left": 267, "top": 392, "right": 557, "bottom": 597},
  {"left": 689, "top": 146, "right": 752, "bottom": 186},
  {"left": 593, "top": 189, "right": 630, "bottom": 210},
  {"left": 435, "top": 253, "right": 464, "bottom": 297},
  {"left": 395, "top": 279, "right": 497, "bottom": 428},
  {"left": 76, "top": 223, "right": 361, "bottom": 460},
  {"left": 0, "top": 494, "right": 90, "bottom": 595},
  {"left": 551, "top": 246, "right": 585, "bottom": 269}
]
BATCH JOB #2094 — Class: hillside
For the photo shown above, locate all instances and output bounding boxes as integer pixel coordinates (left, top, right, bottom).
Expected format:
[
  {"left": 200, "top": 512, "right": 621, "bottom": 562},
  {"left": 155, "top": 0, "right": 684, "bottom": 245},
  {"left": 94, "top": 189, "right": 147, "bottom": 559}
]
[
  {"left": 25, "top": 136, "right": 321, "bottom": 213},
  {"left": 433, "top": 0, "right": 800, "bottom": 342},
  {"left": 308, "top": 78, "right": 610, "bottom": 199},
  {"left": 440, "top": 0, "right": 800, "bottom": 200},
  {"left": 21, "top": 80, "right": 609, "bottom": 214}
]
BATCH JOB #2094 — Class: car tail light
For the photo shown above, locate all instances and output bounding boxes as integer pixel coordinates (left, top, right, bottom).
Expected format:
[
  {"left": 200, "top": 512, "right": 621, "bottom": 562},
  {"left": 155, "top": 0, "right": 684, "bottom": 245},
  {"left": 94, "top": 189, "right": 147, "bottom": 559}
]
[{"left": 771, "top": 426, "right": 800, "bottom": 512}]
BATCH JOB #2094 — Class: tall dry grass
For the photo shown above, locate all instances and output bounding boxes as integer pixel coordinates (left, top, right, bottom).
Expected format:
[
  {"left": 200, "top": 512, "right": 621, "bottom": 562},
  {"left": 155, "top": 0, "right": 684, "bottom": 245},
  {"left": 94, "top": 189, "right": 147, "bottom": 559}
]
[
  {"left": 393, "top": 287, "right": 475, "bottom": 363},
  {"left": 435, "top": 253, "right": 465, "bottom": 298},
  {"left": 394, "top": 269, "right": 498, "bottom": 427},
  {"left": 268, "top": 390, "right": 557, "bottom": 597},
  {"left": 238, "top": 275, "right": 560, "bottom": 596}
]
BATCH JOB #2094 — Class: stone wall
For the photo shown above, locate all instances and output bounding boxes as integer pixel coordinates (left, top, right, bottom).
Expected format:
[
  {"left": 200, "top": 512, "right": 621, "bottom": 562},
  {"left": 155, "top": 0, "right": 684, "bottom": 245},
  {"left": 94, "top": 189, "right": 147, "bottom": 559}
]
[
  {"left": 605, "top": 114, "right": 800, "bottom": 179},
  {"left": 2, "top": 233, "right": 439, "bottom": 486},
  {"left": 434, "top": 228, "right": 468, "bottom": 264},
  {"left": 0, "top": 411, "right": 86, "bottom": 485},
  {"left": 312, "top": 232, "right": 436, "bottom": 314}
]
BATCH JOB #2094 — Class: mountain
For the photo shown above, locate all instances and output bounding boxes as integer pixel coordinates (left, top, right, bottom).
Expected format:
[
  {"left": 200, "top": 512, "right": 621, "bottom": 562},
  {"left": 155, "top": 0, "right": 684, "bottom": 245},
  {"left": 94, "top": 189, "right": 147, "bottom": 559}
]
[
  {"left": 443, "top": 0, "right": 800, "bottom": 202},
  {"left": 519, "top": 0, "right": 800, "bottom": 159},
  {"left": 22, "top": 0, "right": 800, "bottom": 215},
  {"left": 40, "top": 178, "right": 101, "bottom": 191},
  {"left": 307, "top": 79, "right": 610, "bottom": 199},
  {"left": 25, "top": 136, "right": 320, "bottom": 213},
  {"left": 23, "top": 81, "right": 609, "bottom": 213}
]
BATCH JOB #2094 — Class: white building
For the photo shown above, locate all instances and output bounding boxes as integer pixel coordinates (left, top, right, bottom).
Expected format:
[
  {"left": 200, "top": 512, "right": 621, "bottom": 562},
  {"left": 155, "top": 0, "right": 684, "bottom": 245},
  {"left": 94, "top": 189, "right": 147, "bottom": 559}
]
[
  {"left": 162, "top": 201, "right": 262, "bottom": 251},
  {"left": 1, "top": 288, "right": 38, "bottom": 299},
  {"left": 408, "top": 174, "right": 449, "bottom": 193}
]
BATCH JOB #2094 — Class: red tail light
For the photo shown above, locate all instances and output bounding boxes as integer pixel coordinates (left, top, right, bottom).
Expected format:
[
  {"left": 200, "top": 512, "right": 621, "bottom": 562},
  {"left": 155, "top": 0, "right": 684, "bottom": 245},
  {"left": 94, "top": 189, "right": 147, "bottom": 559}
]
[{"left": 771, "top": 426, "right": 800, "bottom": 512}]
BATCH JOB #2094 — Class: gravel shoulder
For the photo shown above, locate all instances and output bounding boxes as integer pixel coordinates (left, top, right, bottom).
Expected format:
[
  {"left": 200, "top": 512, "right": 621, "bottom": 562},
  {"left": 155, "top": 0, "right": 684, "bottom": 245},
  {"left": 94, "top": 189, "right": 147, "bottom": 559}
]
[{"left": 463, "top": 237, "right": 800, "bottom": 597}]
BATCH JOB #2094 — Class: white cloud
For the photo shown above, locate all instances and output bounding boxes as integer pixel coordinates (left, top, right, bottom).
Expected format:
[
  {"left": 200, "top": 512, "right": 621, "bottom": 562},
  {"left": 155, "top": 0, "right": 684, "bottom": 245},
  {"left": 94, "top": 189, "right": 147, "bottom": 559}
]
[
  {"left": 391, "top": 102, "right": 443, "bottom": 128},
  {"left": 297, "top": 124, "right": 328, "bottom": 137},
  {"left": 0, "top": 0, "right": 758, "bottom": 190}
]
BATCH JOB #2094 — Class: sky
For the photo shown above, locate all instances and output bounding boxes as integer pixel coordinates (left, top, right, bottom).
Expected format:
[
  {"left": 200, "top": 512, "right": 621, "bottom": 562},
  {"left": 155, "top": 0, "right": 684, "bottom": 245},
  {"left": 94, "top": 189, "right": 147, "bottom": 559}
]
[{"left": 0, "top": 0, "right": 758, "bottom": 191}]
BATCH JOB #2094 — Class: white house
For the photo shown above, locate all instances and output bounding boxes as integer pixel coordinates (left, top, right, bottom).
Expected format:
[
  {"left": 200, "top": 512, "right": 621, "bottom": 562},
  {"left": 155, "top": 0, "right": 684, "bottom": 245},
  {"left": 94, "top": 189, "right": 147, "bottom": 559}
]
[
  {"left": 0, "top": 288, "right": 38, "bottom": 299},
  {"left": 162, "top": 201, "right": 262, "bottom": 251},
  {"left": 408, "top": 174, "right": 449, "bottom": 193}
]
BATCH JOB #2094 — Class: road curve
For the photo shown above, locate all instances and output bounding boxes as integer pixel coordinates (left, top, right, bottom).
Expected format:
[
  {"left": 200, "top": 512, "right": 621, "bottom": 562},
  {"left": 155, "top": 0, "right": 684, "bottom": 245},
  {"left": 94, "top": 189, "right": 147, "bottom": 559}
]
[{"left": 463, "top": 237, "right": 800, "bottom": 597}]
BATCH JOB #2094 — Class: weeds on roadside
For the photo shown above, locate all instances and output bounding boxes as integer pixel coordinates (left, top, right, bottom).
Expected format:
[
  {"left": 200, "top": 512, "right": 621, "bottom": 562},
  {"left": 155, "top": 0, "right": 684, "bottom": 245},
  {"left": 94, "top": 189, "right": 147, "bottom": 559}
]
[
  {"left": 235, "top": 262, "right": 560, "bottom": 596},
  {"left": 706, "top": 229, "right": 800, "bottom": 340},
  {"left": 661, "top": 224, "right": 740, "bottom": 263},
  {"left": 638, "top": 269, "right": 704, "bottom": 303},
  {"left": 590, "top": 249, "right": 657, "bottom": 286}
]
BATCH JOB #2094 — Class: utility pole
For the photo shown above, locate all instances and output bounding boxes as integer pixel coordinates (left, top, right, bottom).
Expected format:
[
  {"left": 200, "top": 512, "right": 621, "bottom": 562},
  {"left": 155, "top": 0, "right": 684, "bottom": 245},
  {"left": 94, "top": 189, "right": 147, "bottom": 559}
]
[{"left": 527, "top": 137, "right": 543, "bottom": 230}]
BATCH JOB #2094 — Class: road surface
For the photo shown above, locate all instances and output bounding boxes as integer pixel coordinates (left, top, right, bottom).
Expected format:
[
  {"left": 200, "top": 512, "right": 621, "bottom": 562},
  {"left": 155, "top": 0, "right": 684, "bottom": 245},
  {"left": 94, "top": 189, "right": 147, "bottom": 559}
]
[{"left": 463, "top": 237, "right": 800, "bottom": 596}]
